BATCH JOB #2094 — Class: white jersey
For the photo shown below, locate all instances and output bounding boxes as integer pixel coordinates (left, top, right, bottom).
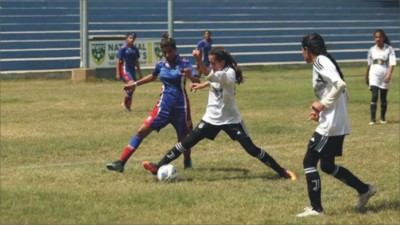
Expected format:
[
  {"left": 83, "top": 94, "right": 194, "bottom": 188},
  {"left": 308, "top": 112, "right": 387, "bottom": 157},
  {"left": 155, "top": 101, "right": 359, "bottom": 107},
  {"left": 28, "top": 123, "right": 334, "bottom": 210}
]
[
  {"left": 367, "top": 43, "right": 397, "bottom": 89},
  {"left": 202, "top": 68, "right": 242, "bottom": 125},
  {"left": 313, "top": 55, "right": 351, "bottom": 136}
]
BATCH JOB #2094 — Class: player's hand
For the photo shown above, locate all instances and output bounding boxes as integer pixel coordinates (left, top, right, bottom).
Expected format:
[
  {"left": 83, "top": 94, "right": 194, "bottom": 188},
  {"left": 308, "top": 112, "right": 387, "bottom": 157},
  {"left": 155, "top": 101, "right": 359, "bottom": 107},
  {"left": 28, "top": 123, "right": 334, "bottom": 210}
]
[
  {"left": 311, "top": 102, "right": 324, "bottom": 113},
  {"left": 308, "top": 111, "right": 320, "bottom": 122},
  {"left": 192, "top": 49, "right": 201, "bottom": 60},
  {"left": 123, "top": 82, "right": 137, "bottom": 91},
  {"left": 383, "top": 74, "right": 391, "bottom": 83},
  {"left": 189, "top": 82, "right": 205, "bottom": 92},
  {"left": 180, "top": 68, "right": 192, "bottom": 77},
  {"left": 365, "top": 76, "right": 369, "bottom": 85}
]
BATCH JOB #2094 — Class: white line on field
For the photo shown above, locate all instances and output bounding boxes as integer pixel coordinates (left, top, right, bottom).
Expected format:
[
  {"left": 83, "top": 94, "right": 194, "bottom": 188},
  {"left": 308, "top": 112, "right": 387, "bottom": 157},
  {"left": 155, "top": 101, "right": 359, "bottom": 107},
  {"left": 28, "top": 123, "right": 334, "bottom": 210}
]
[
  {"left": 3, "top": 134, "right": 390, "bottom": 171},
  {"left": 3, "top": 143, "right": 307, "bottom": 171}
]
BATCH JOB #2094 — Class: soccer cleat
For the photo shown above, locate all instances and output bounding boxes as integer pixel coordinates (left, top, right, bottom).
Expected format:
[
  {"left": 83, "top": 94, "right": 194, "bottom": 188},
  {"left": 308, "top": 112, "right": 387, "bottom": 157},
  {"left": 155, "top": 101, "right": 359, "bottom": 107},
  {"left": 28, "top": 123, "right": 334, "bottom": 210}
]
[
  {"left": 296, "top": 207, "right": 323, "bottom": 217},
  {"left": 357, "top": 184, "right": 377, "bottom": 210},
  {"left": 183, "top": 158, "right": 192, "bottom": 169},
  {"left": 106, "top": 160, "right": 125, "bottom": 173},
  {"left": 143, "top": 161, "right": 159, "bottom": 175},
  {"left": 369, "top": 121, "right": 376, "bottom": 125},
  {"left": 283, "top": 168, "right": 297, "bottom": 180},
  {"left": 379, "top": 119, "right": 387, "bottom": 124}
]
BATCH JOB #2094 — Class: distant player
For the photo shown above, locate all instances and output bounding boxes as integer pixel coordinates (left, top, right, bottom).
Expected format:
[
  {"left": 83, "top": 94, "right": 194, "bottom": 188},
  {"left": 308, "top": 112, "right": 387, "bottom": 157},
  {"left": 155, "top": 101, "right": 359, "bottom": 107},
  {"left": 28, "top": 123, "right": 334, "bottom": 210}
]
[
  {"left": 106, "top": 33, "right": 200, "bottom": 173},
  {"left": 365, "top": 29, "right": 396, "bottom": 124},
  {"left": 195, "top": 30, "right": 212, "bottom": 77},
  {"left": 116, "top": 32, "right": 143, "bottom": 111},
  {"left": 297, "top": 33, "right": 376, "bottom": 217}
]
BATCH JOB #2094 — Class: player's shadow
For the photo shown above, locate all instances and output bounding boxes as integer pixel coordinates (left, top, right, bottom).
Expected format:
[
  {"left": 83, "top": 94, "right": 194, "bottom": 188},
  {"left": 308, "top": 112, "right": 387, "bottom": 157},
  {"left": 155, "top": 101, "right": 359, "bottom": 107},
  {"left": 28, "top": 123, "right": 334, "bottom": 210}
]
[
  {"left": 358, "top": 199, "right": 400, "bottom": 213},
  {"left": 178, "top": 167, "right": 282, "bottom": 182}
]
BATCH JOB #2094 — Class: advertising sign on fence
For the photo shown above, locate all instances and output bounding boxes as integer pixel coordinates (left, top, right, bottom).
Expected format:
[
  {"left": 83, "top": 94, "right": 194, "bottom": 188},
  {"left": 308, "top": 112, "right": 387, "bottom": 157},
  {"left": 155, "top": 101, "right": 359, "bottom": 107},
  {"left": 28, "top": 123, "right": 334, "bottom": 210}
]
[{"left": 89, "top": 39, "right": 163, "bottom": 68}]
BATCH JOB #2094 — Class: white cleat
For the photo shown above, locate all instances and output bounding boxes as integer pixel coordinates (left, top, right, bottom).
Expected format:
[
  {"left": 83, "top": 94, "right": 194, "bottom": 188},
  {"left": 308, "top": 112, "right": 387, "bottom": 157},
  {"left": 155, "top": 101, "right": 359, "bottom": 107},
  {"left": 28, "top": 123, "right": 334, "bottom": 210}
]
[{"left": 296, "top": 207, "right": 323, "bottom": 217}]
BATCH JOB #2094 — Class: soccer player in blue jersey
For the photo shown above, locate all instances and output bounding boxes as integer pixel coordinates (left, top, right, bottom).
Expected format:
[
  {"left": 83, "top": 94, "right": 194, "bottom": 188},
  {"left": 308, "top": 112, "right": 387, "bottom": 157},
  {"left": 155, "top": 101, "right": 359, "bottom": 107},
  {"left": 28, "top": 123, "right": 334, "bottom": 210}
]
[
  {"left": 106, "top": 33, "right": 200, "bottom": 173},
  {"left": 195, "top": 30, "right": 212, "bottom": 77},
  {"left": 116, "top": 32, "right": 143, "bottom": 111}
]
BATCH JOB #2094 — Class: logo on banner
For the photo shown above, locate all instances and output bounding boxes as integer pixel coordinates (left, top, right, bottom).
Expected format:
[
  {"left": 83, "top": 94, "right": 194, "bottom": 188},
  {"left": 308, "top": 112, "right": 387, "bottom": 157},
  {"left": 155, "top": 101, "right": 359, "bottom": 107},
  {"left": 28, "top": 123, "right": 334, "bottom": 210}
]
[
  {"left": 91, "top": 43, "right": 106, "bottom": 65},
  {"left": 154, "top": 44, "right": 164, "bottom": 60}
]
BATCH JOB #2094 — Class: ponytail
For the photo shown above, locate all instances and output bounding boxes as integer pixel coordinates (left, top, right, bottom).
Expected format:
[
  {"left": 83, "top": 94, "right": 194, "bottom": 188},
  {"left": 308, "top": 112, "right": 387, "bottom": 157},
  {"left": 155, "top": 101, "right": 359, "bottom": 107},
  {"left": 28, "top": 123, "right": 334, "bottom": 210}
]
[
  {"left": 210, "top": 47, "right": 244, "bottom": 84},
  {"left": 302, "top": 33, "right": 345, "bottom": 81}
]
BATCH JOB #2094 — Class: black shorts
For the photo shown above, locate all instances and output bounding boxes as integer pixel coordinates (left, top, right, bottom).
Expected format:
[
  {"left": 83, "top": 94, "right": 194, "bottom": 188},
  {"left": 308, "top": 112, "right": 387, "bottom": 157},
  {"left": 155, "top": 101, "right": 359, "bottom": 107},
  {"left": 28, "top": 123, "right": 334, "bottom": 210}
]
[
  {"left": 307, "top": 132, "right": 345, "bottom": 157},
  {"left": 193, "top": 120, "right": 250, "bottom": 141}
]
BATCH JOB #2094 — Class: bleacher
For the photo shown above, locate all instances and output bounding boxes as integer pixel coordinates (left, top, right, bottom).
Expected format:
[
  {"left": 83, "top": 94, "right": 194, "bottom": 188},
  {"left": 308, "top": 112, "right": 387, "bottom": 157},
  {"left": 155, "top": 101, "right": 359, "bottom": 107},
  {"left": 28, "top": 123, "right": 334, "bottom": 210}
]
[{"left": 0, "top": 0, "right": 399, "bottom": 72}]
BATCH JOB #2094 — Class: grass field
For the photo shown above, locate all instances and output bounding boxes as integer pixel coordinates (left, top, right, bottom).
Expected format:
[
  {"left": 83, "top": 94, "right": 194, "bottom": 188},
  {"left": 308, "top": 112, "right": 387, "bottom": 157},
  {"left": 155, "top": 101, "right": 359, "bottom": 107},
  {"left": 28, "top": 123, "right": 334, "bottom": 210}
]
[{"left": 1, "top": 64, "right": 399, "bottom": 224}]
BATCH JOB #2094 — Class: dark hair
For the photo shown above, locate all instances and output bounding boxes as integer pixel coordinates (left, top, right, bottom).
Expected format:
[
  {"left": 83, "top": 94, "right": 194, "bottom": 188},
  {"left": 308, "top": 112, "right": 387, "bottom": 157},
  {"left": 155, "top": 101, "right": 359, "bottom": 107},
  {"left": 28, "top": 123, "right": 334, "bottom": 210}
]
[
  {"left": 210, "top": 47, "right": 243, "bottom": 84},
  {"left": 126, "top": 32, "right": 137, "bottom": 38},
  {"left": 301, "top": 33, "right": 345, "bottom": 81},
  {"left": 374, "top": 29, "right": 391, "bottom": 45},
  {"left": 160, "top": 32, "right": 176, "bottom": 49}
]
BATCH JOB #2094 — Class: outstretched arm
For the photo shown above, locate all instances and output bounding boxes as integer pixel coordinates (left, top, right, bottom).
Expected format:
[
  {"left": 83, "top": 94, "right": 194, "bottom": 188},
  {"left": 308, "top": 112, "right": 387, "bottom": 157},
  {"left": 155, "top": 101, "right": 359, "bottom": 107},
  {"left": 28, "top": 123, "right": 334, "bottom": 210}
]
[
  {"left": 193, "top": 49, "right": 211, "bottom": 76},
  {"left": 123, "top": 74, "right": 156, "bottom": 91}
]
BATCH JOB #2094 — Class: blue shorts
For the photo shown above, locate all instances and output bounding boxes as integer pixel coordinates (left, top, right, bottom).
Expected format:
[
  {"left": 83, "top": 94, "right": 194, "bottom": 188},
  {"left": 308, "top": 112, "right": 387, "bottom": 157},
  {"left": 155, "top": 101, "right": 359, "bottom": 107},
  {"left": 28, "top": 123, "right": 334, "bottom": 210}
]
[{"left": 143, "top": 95, "right": 193, "bottom": 138}]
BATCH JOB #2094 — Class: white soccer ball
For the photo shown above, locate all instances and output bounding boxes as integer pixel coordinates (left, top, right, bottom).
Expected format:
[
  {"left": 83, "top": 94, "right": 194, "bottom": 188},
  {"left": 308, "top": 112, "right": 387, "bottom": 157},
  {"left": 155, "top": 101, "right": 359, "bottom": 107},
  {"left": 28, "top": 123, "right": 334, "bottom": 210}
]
[{"left": 157, "top": 164, "right": 178, "bottom": 182}]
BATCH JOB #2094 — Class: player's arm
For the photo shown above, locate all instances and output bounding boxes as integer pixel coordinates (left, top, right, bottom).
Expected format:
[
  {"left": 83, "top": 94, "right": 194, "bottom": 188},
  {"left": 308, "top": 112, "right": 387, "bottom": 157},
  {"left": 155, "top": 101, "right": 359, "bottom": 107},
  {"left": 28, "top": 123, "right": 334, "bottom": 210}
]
[
  {"left": 134, "top": 58, "right": 143, "bottom": 79},
  {"left": 189, "top": 81, "right": 209, "bottom": 92},
  {"left": 116, "top": 58, "right": 122, "bottom": 80},
  {"left": 365, "top": 49, "right": 372, "bottom": 85},
  {"left": 315, "top": 73, "right": 346, "bottom": 112},
  {"left": 385, "top": 47, "right": 397, "bottom": 83},
  {"left": 365, "top": 65, "right": 371, "bottom": 85},
  {"left": 123, "top": 74, "right": 156, "bottom": 91},
  {"left": 181, "top": 68, "right": 200, "bottom": 83},
  {"left": 192, "top": 49, "right": 210, "bottom": 75}
]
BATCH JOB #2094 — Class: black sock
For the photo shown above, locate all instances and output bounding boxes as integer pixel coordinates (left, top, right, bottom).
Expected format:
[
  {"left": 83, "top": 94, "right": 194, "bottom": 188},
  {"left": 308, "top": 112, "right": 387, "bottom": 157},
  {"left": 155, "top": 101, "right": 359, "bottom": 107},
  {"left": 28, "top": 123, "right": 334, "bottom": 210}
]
[
  {"left": 370, "top": 103, "right": 377, "bottom": 121},
  {"left": 305, "top": 167, "right": 323, "bottom": 212},
  {"left": 331, "top": 165, "right": 369, "bottom": 194},
  {"left": 259, "top": 150, "right": 286, "bottom": 177},
  {"left": 381, "top": 102, "right": 387, "bottom": 120},
  {"left": 157, "top": 144, "right": 184, "bottom": 167}
]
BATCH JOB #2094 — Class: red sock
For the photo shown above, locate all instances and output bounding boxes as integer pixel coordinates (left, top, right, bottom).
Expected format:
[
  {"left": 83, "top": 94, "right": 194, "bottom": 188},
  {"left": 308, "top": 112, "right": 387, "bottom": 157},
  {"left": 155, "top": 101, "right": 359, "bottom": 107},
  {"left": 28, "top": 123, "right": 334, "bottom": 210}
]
[{"left": 120, "top": 146, "right": 135, "bottom": 163}]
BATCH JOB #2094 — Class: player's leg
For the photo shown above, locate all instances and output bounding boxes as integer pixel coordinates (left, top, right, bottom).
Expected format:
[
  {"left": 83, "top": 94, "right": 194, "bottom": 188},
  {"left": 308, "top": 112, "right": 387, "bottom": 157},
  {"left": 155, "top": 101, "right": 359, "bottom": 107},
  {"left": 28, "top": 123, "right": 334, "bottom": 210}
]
[
  {"left": 379, "top": 88, "right": 388, "bottom": 123},
  {"left": 369, "top": 86, "right": 379, "bottom": 124},
  {"left": 297, "top": 133, "right": 324, "bottom": 216},
  {"left": 106, "top": 101, "right": 167, "bottom": 172},
  {"left": 320, "top": 155, "right": 375, "bottom": 210},
  {"left": 121, "top": 69, "right": 135, "bottom": 111},
  {"left": 143, "top": 121, "right": 219, "bottom": 174},
  {"left": 171, "top": 107, "right": 194, "bottom": 169},
  {"left": 236, "top": 136, "right": 296, "bottom": 180},
  {"left": 106, "top": 125, "right": 152, "bottom": 173},
  {"left": 223, "top": 122, "right": 297, "bottom": 180}
]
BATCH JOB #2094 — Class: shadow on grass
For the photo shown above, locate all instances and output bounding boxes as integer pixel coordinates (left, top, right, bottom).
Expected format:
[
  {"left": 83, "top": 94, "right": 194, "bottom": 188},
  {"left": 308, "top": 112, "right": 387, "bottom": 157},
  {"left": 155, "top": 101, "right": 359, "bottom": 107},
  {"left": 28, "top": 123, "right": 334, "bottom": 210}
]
[
  {"left": 361, "top": 199, "right": 400, "bottom": 213},
  {"left": 178, "top": 166, "right": 284, "bottom": 182}
]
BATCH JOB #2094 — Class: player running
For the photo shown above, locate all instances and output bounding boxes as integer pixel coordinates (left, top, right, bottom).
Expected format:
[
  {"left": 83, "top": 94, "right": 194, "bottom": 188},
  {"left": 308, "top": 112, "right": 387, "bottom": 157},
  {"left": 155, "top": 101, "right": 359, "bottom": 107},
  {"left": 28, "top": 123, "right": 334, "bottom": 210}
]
[
  {"left": 106, "top": 33, "right": 200, "bottom": 173},
  {"left": 296, "top": 33, "right": 376, "bottom": 217}
]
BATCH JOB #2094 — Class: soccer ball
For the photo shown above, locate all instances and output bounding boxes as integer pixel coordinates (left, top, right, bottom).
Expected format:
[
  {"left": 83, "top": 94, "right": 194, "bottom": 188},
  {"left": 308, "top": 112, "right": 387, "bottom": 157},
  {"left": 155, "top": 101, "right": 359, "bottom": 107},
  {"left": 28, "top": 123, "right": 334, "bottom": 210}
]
[{"left": 157, "top": 164, "right": 178, "bottom": 182}]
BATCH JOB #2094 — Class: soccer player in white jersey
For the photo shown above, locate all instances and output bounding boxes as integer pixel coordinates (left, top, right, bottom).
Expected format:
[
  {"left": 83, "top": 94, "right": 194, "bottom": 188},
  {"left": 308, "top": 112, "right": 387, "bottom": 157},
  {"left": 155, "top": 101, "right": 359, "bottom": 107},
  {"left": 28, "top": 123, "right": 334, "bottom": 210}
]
[
  {"left": 365, "top": 29, "right": 396, "bottom": 124},
  {"left": 142, "top": 47, "right": 297, "bottom": 181},
  {"left": 297, "top": 33, "right": 376, "bottom": 217}
]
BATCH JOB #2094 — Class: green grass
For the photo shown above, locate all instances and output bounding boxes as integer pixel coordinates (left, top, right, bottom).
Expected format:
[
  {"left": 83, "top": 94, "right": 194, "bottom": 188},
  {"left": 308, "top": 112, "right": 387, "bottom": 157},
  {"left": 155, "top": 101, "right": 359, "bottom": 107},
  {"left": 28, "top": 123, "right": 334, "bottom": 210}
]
[{"left": 1, "top": 64, "right": 399, "bottom": 224}]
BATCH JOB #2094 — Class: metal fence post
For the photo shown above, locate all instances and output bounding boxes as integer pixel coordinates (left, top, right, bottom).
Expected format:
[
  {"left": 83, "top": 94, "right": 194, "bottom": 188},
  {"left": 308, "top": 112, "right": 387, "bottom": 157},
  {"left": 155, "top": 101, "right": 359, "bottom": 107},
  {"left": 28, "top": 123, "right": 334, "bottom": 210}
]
[
  {"left": 168, "top": 0, "right": 174, "bottom": 38},
  {"left": 80, "top": 0, "right": 88, "bottom": 68}
]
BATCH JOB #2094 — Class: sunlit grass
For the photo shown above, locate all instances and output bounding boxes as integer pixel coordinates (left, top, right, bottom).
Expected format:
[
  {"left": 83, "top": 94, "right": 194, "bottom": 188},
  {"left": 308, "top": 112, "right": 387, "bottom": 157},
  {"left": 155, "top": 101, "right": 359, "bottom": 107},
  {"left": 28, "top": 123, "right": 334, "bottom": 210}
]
[{"left": 1, "top": 64, "right": 399, "bottom": 224}]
